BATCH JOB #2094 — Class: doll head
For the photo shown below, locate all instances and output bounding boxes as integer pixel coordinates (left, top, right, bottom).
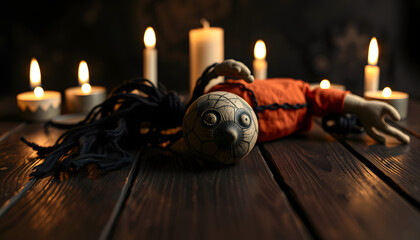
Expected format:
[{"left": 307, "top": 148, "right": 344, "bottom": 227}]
[{"left": 183, "top": 91, "right": 258, "bottom": 164}]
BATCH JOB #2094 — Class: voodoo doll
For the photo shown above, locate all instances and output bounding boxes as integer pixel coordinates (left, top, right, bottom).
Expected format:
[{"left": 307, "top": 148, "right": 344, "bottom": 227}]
[{"left": 22, "top": 59, "right": 410, "bottom": 178}]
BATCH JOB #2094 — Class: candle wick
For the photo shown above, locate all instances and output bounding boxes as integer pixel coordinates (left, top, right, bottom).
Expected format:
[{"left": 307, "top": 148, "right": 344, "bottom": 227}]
[{"left": 200, "top": 18, "right": 210, "bottom": 28}]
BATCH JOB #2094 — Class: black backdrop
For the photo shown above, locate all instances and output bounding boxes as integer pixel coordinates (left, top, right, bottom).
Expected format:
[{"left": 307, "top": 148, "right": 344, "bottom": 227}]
[{"left": 2, "top": 0, "right": 420, "bottom": 99}]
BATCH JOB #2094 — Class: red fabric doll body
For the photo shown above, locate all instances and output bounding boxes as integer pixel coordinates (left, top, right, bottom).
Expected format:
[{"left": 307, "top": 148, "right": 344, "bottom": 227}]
[{"left": 208, "top": 78, "right": 348, "bottom": 142}]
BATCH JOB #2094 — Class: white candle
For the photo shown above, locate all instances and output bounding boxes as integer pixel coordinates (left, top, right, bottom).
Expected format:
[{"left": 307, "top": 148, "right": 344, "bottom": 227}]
[
  {"left": 364, "top": 37, "right": 380, "bottom": 93},
  {"left": 189, "top": 19, "right": 224, "bottom": 94},
  {"left": 253, "top": 40, "right": 267, "bottom": 80},
  {"left": 65, "top": 60, "right": 106, "bottom": 113},
  {"left": 143, "top": 27, "right": 158, "bottom": 86},
  {"left": 364, "top": 87, "right": 409, "bottom": 119},
  {"left": 16, "top": 58, "right": 61, "bottom": 121}
]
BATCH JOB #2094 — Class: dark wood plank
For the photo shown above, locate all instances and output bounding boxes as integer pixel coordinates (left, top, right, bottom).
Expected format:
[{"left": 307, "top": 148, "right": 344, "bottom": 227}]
[
  {"left": 262, "top": 123, "right": 420, "bottom": 240},
  {"left": 339, "top": 125, "right": 420, "bottom": 204},
  {"left": 113, "top": 147, "right": 311, "bottom": 240},
  {"left": 0, "top": 164, "right": 133, "bottom": 240},
  {"left": 0, "top": 121, "right": 134, "bottom": 239},
  {"left": 0, "top": 123, "right": 61, "bottom": 206},
  {"left": 393, "top": 99, "right": 420, "bottom": 138},
  {"left": 0, "top": 122, "right": 25, "bottom": 142}
]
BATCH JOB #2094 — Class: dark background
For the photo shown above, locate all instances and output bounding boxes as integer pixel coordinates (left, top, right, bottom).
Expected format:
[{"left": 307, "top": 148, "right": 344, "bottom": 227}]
[{"left": 1, "top": 0, "right": 420, "bottom": 99}]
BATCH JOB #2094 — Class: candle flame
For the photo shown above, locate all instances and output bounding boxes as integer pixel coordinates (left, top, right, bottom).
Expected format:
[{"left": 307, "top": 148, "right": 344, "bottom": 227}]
[
  {"left": 78, "top": 60, "right": 89, "bottom": 85},
  {"left": 30, "top": 58, "right": 41, "bottom": 89},
  {"left": 33, "top": 86, "right": 44, "bottom": 98},
  {"left": 382, "top": 87, "right": 392, "bottom": 98},
  {"left": 144, "top": 27, "right": 156, "bottom": 48},
  {"left": 368, "top": 37, "right": 379, "bottom": 65},
  {"left": 81, "top": 83, "right": 92, "bottom": 94},
  {"left": 254, "top": 40, "right": 266, "bottom": 60},
  {"left": 320, "top": 79, "right": 331, "bottom": 89}
]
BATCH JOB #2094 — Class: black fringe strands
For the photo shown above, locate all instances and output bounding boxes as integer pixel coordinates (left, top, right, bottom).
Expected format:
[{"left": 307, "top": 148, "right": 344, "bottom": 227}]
[{"left": 21, "top": 79, "right": 186, "bottom": 178}]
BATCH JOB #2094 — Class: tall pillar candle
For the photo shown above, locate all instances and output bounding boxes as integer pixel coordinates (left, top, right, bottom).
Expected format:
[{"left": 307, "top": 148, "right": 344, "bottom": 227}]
[
  {"left": 364, "top": 37, "right": 380, "bottom": 93},
  {"left": 189, "top": 19, "right": 224, "bottom": 95},
  {"left": 143, "top": 27, "right": 158, "bottom": 86},
  {"left": 253, "top": 40, "right": 267, "bottom": 80}
]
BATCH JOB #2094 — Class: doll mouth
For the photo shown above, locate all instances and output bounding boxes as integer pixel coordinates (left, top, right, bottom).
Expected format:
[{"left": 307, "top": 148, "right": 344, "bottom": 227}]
[{"left": 214, "top": 122, "right": 242, "bottom": 149}]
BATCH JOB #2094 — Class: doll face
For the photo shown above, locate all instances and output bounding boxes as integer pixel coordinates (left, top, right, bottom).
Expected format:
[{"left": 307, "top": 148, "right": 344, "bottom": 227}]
[{"left": 183, "top": 91, "right": 258, "bottom": 164}]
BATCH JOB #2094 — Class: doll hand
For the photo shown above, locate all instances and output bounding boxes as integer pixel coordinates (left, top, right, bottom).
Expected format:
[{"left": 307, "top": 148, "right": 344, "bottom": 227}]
[
  {"left": 213, "top": 59, "right": 254, "bottom": 83},
  {"left": 188, "top": 60, "right": 254, "bottom": 107},
  {"left": 343, "top": 94, "right": 410, "bottom": 144}
]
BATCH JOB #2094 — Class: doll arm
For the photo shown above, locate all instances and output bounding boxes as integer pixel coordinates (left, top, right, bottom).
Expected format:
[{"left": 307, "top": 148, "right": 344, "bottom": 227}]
[
  {"left": 207, "top": 59, "right": 254, "bottom": 83},
  {"left": 189, "top": 59, "right": 254, "bottom": 106},
  {"left": 343, "top": 93, "right": 410, "bottom": 144}
]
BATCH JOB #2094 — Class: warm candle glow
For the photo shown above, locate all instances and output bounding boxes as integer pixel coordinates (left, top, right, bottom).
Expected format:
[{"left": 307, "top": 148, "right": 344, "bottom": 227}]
[
  {"left": 30, "top": 58, "right": 41, "bottom": 89},
  {"left": 144, "top": 27, "right": 156, "bottom": 48},
  {"left": 320, "top": 79, "right": 331, "bottom": 89},
  {"left": 78, "top": 60, "right": 89, "bottom": 85},
  {"left": 254, "top": 40, "right": 266, "bottom": 60},
  {"left": 18, "top": 60, "right": 62, "bottom": 120},
  {"left": 189, "top": 19, "right": 223, "bottom": 93},
  {"left": 368, "top": 37, "right": 379, "bottom": 65},
  {"left": 33, "top": 86, "right": 44, "bottom": 98},
  {"left": 81, "top": 83, "right": 92, "bottom": 94},
  {"left": 382, "top": 87, "right": 392, "bottom": 98}
]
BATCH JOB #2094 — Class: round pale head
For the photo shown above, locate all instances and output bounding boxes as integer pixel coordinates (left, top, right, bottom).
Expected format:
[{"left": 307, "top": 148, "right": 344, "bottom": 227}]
[{"left": 183, "top": 91, "right": 258, "bottom": 164}]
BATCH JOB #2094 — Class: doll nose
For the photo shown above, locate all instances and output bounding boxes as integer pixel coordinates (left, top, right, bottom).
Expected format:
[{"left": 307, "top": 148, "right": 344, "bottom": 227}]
[{"left": 215, "top": 123, "right": 240, "bottom": 149}]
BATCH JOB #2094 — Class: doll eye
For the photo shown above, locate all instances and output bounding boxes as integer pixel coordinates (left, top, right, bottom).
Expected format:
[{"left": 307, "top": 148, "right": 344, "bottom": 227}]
[
  {"left": 201, "top": 110, "right": 220, "bottom": 128},
  {"left": 239, "top": 112, "right": 251, "bottom": 127}
]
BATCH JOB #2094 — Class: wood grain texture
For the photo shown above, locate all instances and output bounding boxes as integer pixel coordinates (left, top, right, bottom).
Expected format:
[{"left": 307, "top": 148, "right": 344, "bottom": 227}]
[
  {"left": 0, "top": 122, "right": 133, "bottom": 240},
  {"left": 0, "top": 123, "right": 61, "bottom": 206},
  {"left": 262, "top": 123, "right": 420, "bottom": 240},
  {"left": 0, "top": 164, "right": 132, "bottom": 240},
  {"left": 0, "top": 122, "right": 24, "bottom": 142},
  {"left": 113, "top": 147, "right": 310, "bottom": 240},
  {"left": 340, "top": 124, "right": 420, "bottom": 204}
]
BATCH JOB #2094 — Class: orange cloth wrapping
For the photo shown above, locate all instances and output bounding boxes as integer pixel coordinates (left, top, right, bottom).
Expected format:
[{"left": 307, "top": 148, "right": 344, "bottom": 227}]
[{"left": 208, "top": 78, "right": 348, "bottom": 142}]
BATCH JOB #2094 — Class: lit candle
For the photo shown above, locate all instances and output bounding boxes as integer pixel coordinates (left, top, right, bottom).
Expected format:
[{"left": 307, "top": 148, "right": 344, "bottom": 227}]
[
  {"left": 253, "top": 40, "right": 267, "bottom": 80},
  {"left": 64, "top": 60, "right": 106, "bottom": 113},
  {"left": 16, "top": 58, "right": 61, "bottom": 121},
  {"left": 364, "top": 87, "right": 409, "bottom": 119},
  {"left": 189, "top": 19, "right": 224, "bottom": 94},
  {"left": 320, "top": 79, "right": 330, "bottom": 89},
  {"left": 143, "top": 27, "right": 158, "bottom": 86},
  {"left": 364, "top": 37, "right": 380, "bottom": 93},
  {"left": 320, "top": 79, "right": 346, "bottom": 90},
  {"left": 310, "top": 79, "right": 346, "bottom": 90}
]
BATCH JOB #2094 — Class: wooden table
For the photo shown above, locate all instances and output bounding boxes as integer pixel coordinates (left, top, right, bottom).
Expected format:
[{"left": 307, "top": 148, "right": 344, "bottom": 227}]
[{"left": 0, "top": 99, "right": 420, "bottom": 240}]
